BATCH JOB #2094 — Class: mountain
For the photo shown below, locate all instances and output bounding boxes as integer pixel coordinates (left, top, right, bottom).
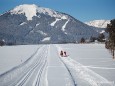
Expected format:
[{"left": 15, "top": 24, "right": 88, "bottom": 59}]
[
  {"left": 0, "top": 4, "right": 99, "bottom": 44},
  {"left": 85, "top": 20, "right": 110, "bottom": 28}
]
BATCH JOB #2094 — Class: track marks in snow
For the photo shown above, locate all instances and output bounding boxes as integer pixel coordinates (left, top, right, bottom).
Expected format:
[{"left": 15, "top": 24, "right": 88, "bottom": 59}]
[
  {"left": 55, "top": 45, "right": 77, "bottom": 86},
  {"left": 0, "top": 45, "right": 49, "bottom": 86},
  {"left": 83, "top": 66, "right": 115, "bottom": 70},
  {"left": 61, "top": 58, "right": 114, "bottom": 86},
  {"left": 55, "top": 45, "right": 114, "bottom": 86}
]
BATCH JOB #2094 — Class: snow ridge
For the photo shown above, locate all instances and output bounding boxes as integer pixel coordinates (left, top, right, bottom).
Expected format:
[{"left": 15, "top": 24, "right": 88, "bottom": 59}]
[
  {"left": 10, "top": 4, "right": 68, "bottom": 20},
  {"left": 85, "top": 20, "right": 110, "bottom": 28}
]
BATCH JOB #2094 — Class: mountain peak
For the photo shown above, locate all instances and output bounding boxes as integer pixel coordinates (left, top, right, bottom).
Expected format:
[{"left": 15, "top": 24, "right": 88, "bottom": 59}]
[
  {"left": 10, "top": 4, "right": 68, "bottom": 20},
  {"left": 85, "top": 20, "right": 110, "bottom": 28},
  {"left": 10, "top": 4, "right": 38, "bottom": 20},
  {"left": 0, "top": 4, "right": 99, "bottom": 44}
]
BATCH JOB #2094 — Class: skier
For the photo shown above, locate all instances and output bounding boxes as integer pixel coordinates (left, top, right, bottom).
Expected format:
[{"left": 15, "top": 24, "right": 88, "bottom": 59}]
[
  {"left": 64, "top": 51, "right": 67, "bottom": 57},
  {"left": 60, "top": 50, "right": 63, "bottom": 57}
]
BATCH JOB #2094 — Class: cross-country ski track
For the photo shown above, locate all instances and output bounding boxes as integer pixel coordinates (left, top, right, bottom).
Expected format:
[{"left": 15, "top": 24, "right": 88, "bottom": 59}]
[{"left": 0, "top": 44, "right": 114, "bottom": 86}]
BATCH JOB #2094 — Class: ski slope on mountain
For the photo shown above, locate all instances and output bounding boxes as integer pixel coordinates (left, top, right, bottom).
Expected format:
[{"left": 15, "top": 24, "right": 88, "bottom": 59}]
[{"left": 0, "top": 44, "right": 115, "bottom": 86}]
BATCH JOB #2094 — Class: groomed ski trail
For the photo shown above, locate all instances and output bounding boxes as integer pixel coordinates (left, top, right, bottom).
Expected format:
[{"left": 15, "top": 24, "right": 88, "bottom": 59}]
[
  {"left": 47, "top": 45, "right": 75, "bottom": 86},
  {"left": 0, "top": 45, "right": 49, "bottom": 86},
  {"left": 0, "top": 44, "right": 114, "bottom": 86},
  {"left": 55, "top": 45, "right": 115, "bottom": 86}
]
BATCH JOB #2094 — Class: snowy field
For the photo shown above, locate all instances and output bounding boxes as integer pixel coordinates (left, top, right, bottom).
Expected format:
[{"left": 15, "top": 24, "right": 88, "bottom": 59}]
[{"left": 0, "top": 44, "right": 115, "bottom": 86}]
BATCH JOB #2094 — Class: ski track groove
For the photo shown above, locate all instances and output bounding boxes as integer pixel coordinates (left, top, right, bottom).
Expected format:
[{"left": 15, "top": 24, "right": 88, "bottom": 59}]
[
  {"left": 55, "top": 45, "right": 77, "bottom": 86},
  {"left": 19, "top": 45, "right": 48, "bottom": 86},
  {"left": 35, "top": 47, "right": 48, "bottom": 86},
  {"left": 12, "top": 46, "right": 46, "bottom": 86},
  {"left": 35, "top": 60, "right": 47, "bottom": 86},
  {"left": 0, "top": 45, "right": 48, "bottom": 86},
  {"left": 15, "top": 50, "right": 44, "bottom": 86},
  {"left": 55, "top": 45, "right": 115, "bottom": 86},
  {"left": 59, "top": 56, "right": 77, "bottom": 86}
]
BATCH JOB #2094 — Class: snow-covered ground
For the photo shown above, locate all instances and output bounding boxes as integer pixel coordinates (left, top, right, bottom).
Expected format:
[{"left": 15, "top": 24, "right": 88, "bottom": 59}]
[
  {"left": 0, "top": 44, "right": 115, "bottom": 86},
  {"left": 0, "top": 45, "right": 40, "bottom": 75}
]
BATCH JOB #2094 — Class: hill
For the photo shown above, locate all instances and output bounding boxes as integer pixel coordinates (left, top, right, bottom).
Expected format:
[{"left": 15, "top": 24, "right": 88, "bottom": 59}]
[{"left": 0, "top": 4, "right": 99, "bottom": 44}]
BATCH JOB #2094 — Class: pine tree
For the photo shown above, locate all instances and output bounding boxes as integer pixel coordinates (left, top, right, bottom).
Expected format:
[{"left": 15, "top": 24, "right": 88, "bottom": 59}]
[
  {"left": 80, "top": 37, "right": 85, "bottom": 43},
  {"left": 98, "top": 33, "right": 105, "bottom": 42},
  {"left": 106, "top": 19, "right": 115, "bottom": 59}
]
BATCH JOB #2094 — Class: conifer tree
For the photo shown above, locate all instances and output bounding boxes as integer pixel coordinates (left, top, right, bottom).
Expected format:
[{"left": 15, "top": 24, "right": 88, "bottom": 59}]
[{"left": 106, "top": 19, "right": 115, "bottom": 59}]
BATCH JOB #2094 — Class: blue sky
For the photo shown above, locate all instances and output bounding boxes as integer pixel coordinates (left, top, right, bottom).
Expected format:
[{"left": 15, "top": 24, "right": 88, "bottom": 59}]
[{"left": 0, "top": 0, "right": 115, "bottom": 22}]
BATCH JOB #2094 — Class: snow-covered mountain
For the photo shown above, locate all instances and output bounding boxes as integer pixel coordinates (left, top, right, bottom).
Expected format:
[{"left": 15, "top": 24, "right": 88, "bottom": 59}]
[
  {"left": 10, "top": 4, "right": 68, "bottom": 21},
  {"left": 0, "top": 4, "right": 99, "bottom": 44},
  {"left": 85, "top": 20, "right": 110, "bottom": 28}
]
